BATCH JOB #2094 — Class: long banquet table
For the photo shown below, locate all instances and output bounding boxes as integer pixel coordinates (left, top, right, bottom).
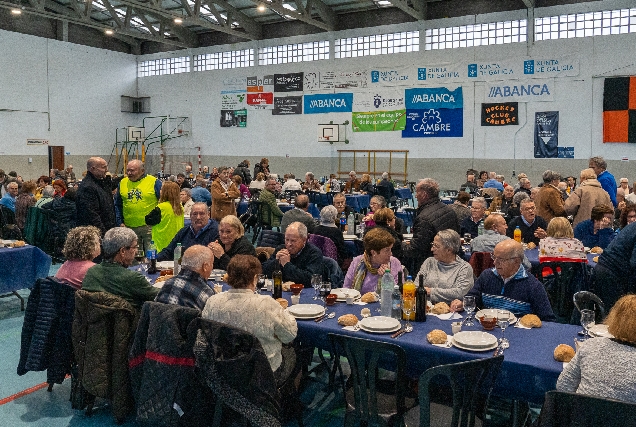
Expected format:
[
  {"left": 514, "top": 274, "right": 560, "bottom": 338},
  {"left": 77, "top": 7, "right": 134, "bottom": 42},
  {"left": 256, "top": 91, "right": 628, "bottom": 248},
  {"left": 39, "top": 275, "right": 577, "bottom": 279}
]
[{"left": 0, "top": 244, "right": 52, "bottom": 309}]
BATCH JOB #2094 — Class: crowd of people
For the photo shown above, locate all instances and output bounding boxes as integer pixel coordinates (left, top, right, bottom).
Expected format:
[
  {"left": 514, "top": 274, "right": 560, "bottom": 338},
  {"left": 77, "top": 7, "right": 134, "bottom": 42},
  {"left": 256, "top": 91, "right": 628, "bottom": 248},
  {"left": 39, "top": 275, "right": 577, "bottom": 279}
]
[{"left": 4, "top": 152, "right": 636, "bottom": 413}]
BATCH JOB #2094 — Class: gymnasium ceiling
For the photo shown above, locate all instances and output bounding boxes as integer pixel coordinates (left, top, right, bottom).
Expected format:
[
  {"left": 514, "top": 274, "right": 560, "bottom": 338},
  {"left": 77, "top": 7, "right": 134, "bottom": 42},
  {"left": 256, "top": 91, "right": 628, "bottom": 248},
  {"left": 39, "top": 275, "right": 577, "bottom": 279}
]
[{"left": 0, "top": 0, "right": 599, "bottom": 53}]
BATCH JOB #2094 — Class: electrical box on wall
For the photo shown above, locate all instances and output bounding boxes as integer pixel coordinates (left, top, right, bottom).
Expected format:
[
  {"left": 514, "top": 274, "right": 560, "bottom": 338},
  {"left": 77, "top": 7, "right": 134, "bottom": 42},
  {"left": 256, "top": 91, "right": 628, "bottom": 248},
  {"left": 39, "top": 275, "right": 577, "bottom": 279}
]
[{"left": 121, "top": 96, "right": 151, "bottom": 113}]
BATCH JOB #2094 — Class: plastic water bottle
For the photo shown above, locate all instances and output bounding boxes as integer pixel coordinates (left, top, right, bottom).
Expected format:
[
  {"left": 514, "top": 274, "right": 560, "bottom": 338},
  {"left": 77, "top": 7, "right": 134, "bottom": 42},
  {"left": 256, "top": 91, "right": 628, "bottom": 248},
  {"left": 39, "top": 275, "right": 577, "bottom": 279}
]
[
  {"left": 380, "top": 269, "right": 394, "bottom": 317},
  {"left": 513, "top": 226, "right": 522, "bottom": 243},
  {"left": 174, "top": 243, "right": 182, "bottom": 275},
  {"left": 339, "top": 212, "right": 347, "bottom": 231},
  {"left": 347, "top": 212, "right": 355, "bottom": 235},
  {"left": 477, "top": 220, "right": 485, "bottom": 236},
  {"left": 146, "top": 240, "right": 157, "bottom": 274},
  {"left": 391, "top": 284, "right": 402, "bottom": 319}
]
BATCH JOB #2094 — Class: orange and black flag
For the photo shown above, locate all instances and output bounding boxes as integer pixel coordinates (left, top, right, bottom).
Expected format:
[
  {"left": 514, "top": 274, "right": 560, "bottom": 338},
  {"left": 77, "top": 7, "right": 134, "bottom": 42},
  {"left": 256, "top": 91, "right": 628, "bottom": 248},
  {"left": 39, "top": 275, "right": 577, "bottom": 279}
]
[{"left": 603, "top": 76, "right": 636, "bottom": 143}]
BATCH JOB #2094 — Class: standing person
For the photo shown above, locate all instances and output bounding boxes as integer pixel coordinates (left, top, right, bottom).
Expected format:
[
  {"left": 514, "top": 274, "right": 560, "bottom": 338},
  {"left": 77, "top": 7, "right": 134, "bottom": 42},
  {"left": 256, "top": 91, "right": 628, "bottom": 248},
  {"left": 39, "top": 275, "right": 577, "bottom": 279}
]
[
  {"left": 596, "top": 225, "right": 636, "bottom": 309},
  {"left": 210, "top": 166, "right": 240, "bottom": 221},
  {"left": 589, "top": 156, "right": 617, "bottom": 207},
  {"left": 564, "top": 168, "right": 612, "bottom": 227},
  {"left": 565, "top": 176, "right": 577, "bottom": 194},
  {"left": 149, "top": 181, "right": 184, "bottom": 252},
  {"left": 115, "top": 159, "right": 162, "bottom": 255},
  {"left": 534, "top": 170, "right": 566, "bottom": 223},
  {"left": 619, "top": 178, "right": 631, "bottom": 196},
  {"left": 258, "top": 179, "right": 285, "bottom": 228},
  {"left": 253, "top": 158, "right": 270, "bottom": 178},
  {"left": 402, "top": 178, "right": 460, "bottom": 273},
  {"left": 76, "top": 157, "right": 116, "bottom": 236},
  {"left": 14, "top": 180, "right": 36, "bottom": 231},
  {"left": 233, "top": 160, "right": 252, "bottom": 186}
]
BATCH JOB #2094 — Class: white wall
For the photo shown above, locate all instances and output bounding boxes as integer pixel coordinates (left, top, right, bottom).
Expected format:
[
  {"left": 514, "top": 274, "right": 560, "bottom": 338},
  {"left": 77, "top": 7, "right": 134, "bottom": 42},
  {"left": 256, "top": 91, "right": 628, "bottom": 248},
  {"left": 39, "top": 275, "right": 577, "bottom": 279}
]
[{"left": 0, "top": 29, "right": 137, "bottom": 178}]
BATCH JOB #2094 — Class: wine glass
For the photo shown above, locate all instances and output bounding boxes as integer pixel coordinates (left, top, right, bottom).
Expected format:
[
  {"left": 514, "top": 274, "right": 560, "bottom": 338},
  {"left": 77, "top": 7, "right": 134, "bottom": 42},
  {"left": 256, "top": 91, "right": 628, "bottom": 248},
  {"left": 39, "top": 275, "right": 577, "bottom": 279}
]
[
  {"left": 497, "top": 309, "right": 511, "bottom": 349},
  {"left": 311, "top": 274, "right": 322, "bottom": 300},
  {"left": 463, "top": 295, "right": 476, "bottom": 326},
  {"left": 402, "top": 297, "right": 415, "bottom": 332},
  {"left": 256, "top": 274, "right": 266, "bottom": 294},
  {"left": 319, "top": 282, "right": 331, "bottom": 308},
  {"left": 580, "top": 309, "right": 595, "bottom": 339}
]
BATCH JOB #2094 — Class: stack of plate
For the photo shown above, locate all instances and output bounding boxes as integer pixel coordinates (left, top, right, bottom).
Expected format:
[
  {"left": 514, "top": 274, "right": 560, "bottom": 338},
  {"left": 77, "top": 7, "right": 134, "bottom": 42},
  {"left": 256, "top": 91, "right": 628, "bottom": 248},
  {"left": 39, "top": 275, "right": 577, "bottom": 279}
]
[
  {"left": 452, "top": 331, "right": 498, "bottom": 351},
  {"left": 589, "top": 324, "right": 614, "bottom": 338},
  {"left": 330, "top": 288, "right": 360, "bottom": 302},
  {"left": 209, "top": 269, "right": 226, "bottom": 281},
  {"left": 287, "top": 304, "right": 325, "bottom": 320},
  {"left": 475, "top": 309, "right": 518, "bottom": 325},
  {"left": 343, "top": 235, "right": 359, "bottom": 241},
  {"left": 359, "top": 316, "right": 401, "bottom": 333},
  {"left": 156, "top": 261, "right": 174, "bottom": 270}
]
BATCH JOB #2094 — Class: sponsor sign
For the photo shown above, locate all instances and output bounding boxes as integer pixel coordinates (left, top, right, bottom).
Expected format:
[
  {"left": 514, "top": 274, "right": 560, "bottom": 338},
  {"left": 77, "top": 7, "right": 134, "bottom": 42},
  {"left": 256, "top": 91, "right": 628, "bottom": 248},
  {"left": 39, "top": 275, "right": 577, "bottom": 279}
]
[
  {"left": 221, "top": 77, "right": 247, "bottom": 92},
  {"left": 247, "top": 93, "right": 274, "bottom": 109},
  {"left": 304, "top": 93, "right": 353, "bottom": 114},
  {"left": 534, "top": 111, "right": 559, "bottom": 158},
  {"left": 481, "top": 102, "right": 518, "bottom": 126},
  {"left": 220, "top": 109, "right": 247, "bottom": 128},
  {"left": 304, "top": 71, "right": 368, "bottom": 91},
  {"left": 26, "top": 139, "right": 49, "bottom": 145},
  {"left": 247, "top": 75, "right": 274, "bottom": 93},
  {"left": 352, "top": 110, "right": 406, "bottom": 132},
  {"left": 523, "top": 57, "right": 579, "bottom": 78},
  {"left": 221, "top": 92, "right": 246, "bottom": 110},
  {"left": 274, "top": 73, "right": 303, "bottom": 92},
  {"left": 402, "top": 108, "right": 463, "bottom": 138},
  {"left": 405, "top": 87, "right": 463, "bottom": 110},
  {"left": 369, "top": 66, "right": 416, "bottom": 87},
  {"left": 485, "top": 79, "right": 554, "bottom": 102},
  {"left": 353, "top": 91, "right": 404, "bottom": 111},
  {"left": 272, "top": 96, "right": 303, "bottom": 115}
]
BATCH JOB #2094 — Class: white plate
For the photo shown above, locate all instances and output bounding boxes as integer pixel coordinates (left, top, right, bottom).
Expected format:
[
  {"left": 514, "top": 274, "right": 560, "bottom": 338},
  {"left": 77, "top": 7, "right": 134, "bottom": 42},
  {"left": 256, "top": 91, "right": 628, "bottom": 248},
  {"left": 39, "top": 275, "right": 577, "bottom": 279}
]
[
  {"left": 359, "top": 316, "right": 401, "bottom": 331},
  {"left": 156, "top": 261, "right": 174, "bottom": 269},
  {"left": 589, "top": 324, "right": 614, "bottom": 338},
  {"left": 330, "top": 288, "right": 361, "bottom": 302},
  {"left": 287, "top": 304, "right": 325, "bottom": 318},
  {"left": 359, "top": 323, "right": 401, "bottom": 334},
  {"left": 403, "top": 234, "right": 413, "bottom": 240},
  {"left": 452, "top": 331, "right": 498, "bottom": 349},
  {"left": 475, "top": 309, "right": 517, "bottom": 325},
  {"left": 343, "top": 235, "right": 359, "bottom": 240},
  {"left": 452, "top": 338, "right": 499, "bottom": 352}
]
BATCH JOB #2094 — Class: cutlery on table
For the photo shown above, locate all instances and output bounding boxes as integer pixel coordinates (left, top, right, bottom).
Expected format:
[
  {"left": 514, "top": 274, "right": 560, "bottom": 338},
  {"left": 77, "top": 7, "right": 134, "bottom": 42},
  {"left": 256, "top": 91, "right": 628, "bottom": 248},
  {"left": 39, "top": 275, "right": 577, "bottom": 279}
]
[
  {"left": 391, "top": 329, "right": 406, "bottom": 339},
  {"left": 316, "top": 312, "right": 335, "bottom": 323}
]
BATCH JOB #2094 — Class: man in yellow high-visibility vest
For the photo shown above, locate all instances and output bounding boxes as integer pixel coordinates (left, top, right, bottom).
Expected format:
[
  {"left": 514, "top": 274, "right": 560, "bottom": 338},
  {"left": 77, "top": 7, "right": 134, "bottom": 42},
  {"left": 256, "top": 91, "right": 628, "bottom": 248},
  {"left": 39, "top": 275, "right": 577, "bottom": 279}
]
[{"left": 115, "top": 159, "right": 162, "bottom": 256}]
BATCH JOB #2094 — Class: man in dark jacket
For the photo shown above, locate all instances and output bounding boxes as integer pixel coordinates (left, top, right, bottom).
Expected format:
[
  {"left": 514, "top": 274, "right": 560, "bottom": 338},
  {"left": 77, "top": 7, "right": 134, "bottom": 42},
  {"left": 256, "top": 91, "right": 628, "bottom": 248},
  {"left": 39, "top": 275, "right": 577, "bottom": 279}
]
[
  {"left": 233, "top": 160, "right": 252, "bottom": 186},
  {"left": 402, "top": 178, "right": 460, "bottom": 272},
  {"left": 76, "top": 157, "right": 116, "bottom": 236}
]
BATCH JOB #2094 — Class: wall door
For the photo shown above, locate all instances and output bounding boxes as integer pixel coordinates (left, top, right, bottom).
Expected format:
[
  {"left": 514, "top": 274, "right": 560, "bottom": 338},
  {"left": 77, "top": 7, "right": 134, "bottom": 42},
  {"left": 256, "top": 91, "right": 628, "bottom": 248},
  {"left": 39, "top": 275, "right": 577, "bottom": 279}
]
[{"left": 48, "top": 146, "right": 64, "bottom": 172}]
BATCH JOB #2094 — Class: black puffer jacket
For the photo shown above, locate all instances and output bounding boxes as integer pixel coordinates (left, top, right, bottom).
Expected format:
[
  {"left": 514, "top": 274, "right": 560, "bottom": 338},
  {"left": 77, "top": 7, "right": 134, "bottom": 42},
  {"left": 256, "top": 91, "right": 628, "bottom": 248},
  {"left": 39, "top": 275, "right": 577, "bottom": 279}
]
[
  {"left": 233, "top": 162, "right": 252, "bottom": 185},
  {"left": 17, "top": 277, "right": 76, "bottom": 384},
  {"left": 403, "top": 197, "right": 459, "bottom": 272},
  {"left": 75, "top": 171, "right": 116, "bottom": 236}
]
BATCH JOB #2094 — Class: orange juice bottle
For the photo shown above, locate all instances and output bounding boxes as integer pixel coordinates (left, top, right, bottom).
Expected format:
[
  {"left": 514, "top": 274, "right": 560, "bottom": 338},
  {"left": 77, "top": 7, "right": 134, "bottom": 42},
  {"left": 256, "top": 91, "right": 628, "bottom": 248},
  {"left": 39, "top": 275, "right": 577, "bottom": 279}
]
[
  {"left": 402, "top": 275, "right": 416, "bottom": 320},
  {"left": 513, "top": 226, "right": 522, "bottom": 243}
]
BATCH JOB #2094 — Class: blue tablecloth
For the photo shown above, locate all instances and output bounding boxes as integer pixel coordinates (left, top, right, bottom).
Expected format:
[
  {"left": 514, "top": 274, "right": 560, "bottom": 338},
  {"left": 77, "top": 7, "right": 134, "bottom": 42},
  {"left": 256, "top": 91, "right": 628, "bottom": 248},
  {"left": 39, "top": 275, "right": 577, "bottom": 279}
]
[
  {"left": 236, "top": 202, "right": 320, "bottom": 219},
  {"left": 395, "top": 188, "right": 413, "bottom": 201},
  {"left": 345, "top": 194, "right": 370, "bottom": 212},
  {"left": 0, "top": 245, "right": 51, "bottom": 293}
]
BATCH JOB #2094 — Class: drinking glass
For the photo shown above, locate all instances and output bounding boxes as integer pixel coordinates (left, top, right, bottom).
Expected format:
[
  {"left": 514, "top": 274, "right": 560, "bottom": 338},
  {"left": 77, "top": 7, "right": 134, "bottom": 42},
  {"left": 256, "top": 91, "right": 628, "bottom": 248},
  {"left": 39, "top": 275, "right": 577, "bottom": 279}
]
[
  {"left": 256, "top": 274, "right": 266, "bottom": 294},
  {"left": 319, "top": 282, "right": 332, "bottom": 308},
  {"left": 497, "top": 309, "right": 510, "bottom": 349},
  {"left": 463, "top": 233, "right": 472, "bottom": 244},
  {"left": 402, "top": 297, "right": 415, "bottom": 332},
  {"left": 463, "top": 295, "right": 476, "bottom": 326},
  {"left": 311, "top": 274, "right": 322, "bottom": 300},
  {"left": 580, "top": 309, "right": 595, "bottom": 339}
]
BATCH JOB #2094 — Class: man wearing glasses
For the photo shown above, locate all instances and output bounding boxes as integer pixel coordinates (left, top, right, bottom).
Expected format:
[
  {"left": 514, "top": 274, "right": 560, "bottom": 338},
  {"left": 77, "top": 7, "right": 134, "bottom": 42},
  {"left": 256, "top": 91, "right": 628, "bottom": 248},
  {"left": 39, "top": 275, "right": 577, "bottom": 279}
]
[
  {"left": 82, "top": 227, "right": 159, "bottom": 309},
  {"left": 450, "top": 240, "right": 555, "bottom": 320},
  {"left": 460, "top": 197, "right": 487, "bottom": 239},
  {"left": 506, "top": 199, "right": 547, "bottom": 245}
]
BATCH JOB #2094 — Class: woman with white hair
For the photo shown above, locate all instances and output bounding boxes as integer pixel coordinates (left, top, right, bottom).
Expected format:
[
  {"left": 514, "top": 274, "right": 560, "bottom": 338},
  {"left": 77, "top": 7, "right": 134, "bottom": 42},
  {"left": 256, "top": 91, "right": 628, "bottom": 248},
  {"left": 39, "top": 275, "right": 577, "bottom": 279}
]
[
  {"left": 313, "top": 205, "right": 348, "bottom": 266},
  {"left": 208, "top": 215, "right": 256, "bottom": 270}
]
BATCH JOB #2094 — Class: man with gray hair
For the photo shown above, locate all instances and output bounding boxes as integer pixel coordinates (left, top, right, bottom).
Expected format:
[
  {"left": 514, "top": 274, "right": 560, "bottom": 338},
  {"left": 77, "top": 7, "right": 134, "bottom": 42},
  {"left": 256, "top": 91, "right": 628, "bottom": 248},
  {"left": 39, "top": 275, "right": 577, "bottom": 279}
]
[
  {"left": 302, "top": 172, "right": 321, "bottom": 192},
  {"left": 376, "top": 172, "right": 395, "bottom": 200},
  {"left": 460, "top": 197, "right": 487, "bottom": 239},
  {"left": 589, "top": 156, "right": 617, "bottom": 207},
  {"left": 483, "top": 171, "right": 504, "bottom": 192},
  {"left": 82, "top": 227, "right": 158, "bottom": 309},
  {"left": 263, "top": 221, "right": 324, "bottom": 287},
  {"left": 535, "top": 170, "right": 566, "bottom": 223},
  {"left": 155, "top": 245, "right": 216, "bottom": 310},
  {"left": 564, "top": 168, "right": 611, "bottom": 227},
  {"left": 403, "top": 178, "right": 459, "bottom": 272},
  {"left": 35, "top": 185, "right": 55, "bottom": 208},
  {"left": 280, "top": 194, "right": 316, "bottom": 234}
]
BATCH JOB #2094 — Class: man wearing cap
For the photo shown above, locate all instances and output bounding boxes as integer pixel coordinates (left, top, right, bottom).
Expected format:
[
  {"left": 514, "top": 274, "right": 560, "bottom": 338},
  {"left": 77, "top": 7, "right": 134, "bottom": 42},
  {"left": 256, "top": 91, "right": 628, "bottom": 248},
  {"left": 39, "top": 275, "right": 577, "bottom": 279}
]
[{"left": 344, "top": 171, "right": 361, "bottom": 192}]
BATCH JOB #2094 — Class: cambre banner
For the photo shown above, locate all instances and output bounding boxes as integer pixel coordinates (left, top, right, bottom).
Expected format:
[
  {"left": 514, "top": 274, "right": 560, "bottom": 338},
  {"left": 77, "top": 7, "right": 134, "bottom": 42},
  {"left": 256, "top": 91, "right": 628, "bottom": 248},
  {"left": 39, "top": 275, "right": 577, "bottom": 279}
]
[{"left": 481, "top": 102, "right": 518, "bottom": 126}]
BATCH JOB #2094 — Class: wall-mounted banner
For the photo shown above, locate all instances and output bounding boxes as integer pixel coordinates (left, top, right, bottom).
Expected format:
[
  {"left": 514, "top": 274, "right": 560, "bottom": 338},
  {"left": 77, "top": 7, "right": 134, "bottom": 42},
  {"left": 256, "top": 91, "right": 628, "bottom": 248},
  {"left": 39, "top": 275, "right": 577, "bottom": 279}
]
[
  {"left": 352, "top": 110, "right": 406, "bottom": 132},
  {"left": 221, "top": 92, "right": 246, "bottom": 110},
  {"left": 402, "top": 109, "right": 463, "bottom": 138},
  {"left": 417, "top": 64, "right": 463, "bottom": 84},
  {"left": 221, "top": 77, "right": 247, "bottom": 92},
  {"left": 481, "top": 102, "right": 518, "bottom": 126},
  {"left": 26, "top": 139, "right": 49, "bottom": 145},
  {"left": 534, "top": 111, "right": 559, "bottom": 158},
  {"left": 247, "top": 92, "right": 274, "bottom": 109},
  {"left": 272, "top": 96, "right": 303, "bottom": 115},
  {"left": 304, "top": 93, "right": 353, "bottom": 114},
  {"left": 558, "top": 147, "right": 574, "bottom": 158},
  {"left": 602, "top": 76, "right": 636, "bottom": 143},
  {"left": 304, "top": 71, "right": 368, "bottom": 91},
  {"left": 485, "top": 78, "right": 554, "bottom": 102},
  {"left": 220, "top": 109, "right": 247, "bottom": 128},
  {"left": 274, "top": 73, "right": 303, "bottom": 92},
  {"left": 405, "top": 87, "right": 463, "bottom": 110},
  {"left": 247, "top": 75, "right": 274, "bottom": 93},
  {"left": 369, "top": 66, "right": 417, "bottom": 87},
  {"left": 352, "top": 90, "right": 405, "bottom": 111},
  {"left": 522, "top": 57, "right": 579, "bottom": 78}
]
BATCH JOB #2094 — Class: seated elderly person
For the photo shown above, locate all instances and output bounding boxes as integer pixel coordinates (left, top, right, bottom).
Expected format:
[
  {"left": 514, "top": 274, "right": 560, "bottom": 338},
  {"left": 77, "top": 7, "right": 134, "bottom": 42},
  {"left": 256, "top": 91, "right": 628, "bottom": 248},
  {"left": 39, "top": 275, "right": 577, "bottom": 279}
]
[
  {"left": 332, "top": 192, "right": 354, "bottom": 230},
  {"left": 344, "top": 228, "right": 403, "bottom": 294},
  {"left": 450, "top": 240, "right": 556, "bottom": 320},
  {"left": 574, "top": 204, "right": 616, "bottom": 250},
  {"left": 202, "top": 255, "right": 297, "bottom": 384},
  {"left": 190, "top": 179, "right": 212, "bottom": 206},
  {"left": 281, "top": 174, "right": 302, "bottom": 192},
  {"left": 180, "top": 188, "right": 194, "bottom": 216},
  {"left": 263, "top": 222, "right": 324, "bottom": 287},
  {"left": 302, "top": 172, "right": 322, "bottom": 192},
  {"left": 415, "top": 229, "right": 473, "bottom": 304},
  {"left": 35, "top": 185, "right": 55, "bottom": 207},
  {"left": 280, "top": 194, "right": 316, "bottom": 234},
  {"left": 208, "top": 215, "right": 256, "bottom": 270},
  {"left": 460, "top": 197, "right": 487, "bottom": 239},
  {"left": 55, "top": 226, "right": 102, "bottom": 289},
  {"left": 313, "top": 205, "right": 348, "bottom": 267},
  {"left": 506, "top": 199, "right": 548, "bottom": 245},
  {"left": 539, "top": 217, "right": 586, "bottom": 262},
  {"left": 557, "top": 294, "right": 636, "bottom": 403},
  {"left": 366, "top": 208, "right": 404, "bottom": 262},
  {"left": 471, "top": 213, "right": 532, "bottom": 271},
  {"left": 82, "top": 227, "right": 159, "bottom": 309},
  {"left": 362, "top": 195, "right": 405, "bottom": 234},
  {"left": 155, "top": 245, "right": 216, "bottom": 310},
  {"left": 359, "top": 174, "right": 375, "bottom": 195},
  {"left": 449, "top": 191, "right": 471, "bottom": 224},
  {"left": 0, "top": 181, "right": 18, "bottom": 211},
  {"left": 156, "top": 202, "right": 219, "bottom": 261}
]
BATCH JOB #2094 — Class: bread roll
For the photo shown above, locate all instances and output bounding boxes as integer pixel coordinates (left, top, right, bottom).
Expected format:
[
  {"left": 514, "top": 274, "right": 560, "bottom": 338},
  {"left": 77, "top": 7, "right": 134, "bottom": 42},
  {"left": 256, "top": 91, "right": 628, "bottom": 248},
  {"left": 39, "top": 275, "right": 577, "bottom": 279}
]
[
  {"left": 519, "top": 314, "right": 542, "bottom": 328},
  {"left": 590, "top": 246, "right": 603, "bottom": 254},
  {"left": 338, "top": 314, "right": 359, "bottom": 326},
  {"left": 554, "top": 344, "right": 575, "bottom": 362},
  {"left": 427, "top": 329, "right": 448, "bottom": 344},
  {"left": 360, "top": 292, "right": 378, "bottom": 303},
  {"left": 276, "top": 298, "right": 288, "bottom": 309},
  {"left": 431, "top": 302, "right": 450, "bottom": 315},
  {"left": 526, "top": 242, "right": 536, "bottom": 249}
]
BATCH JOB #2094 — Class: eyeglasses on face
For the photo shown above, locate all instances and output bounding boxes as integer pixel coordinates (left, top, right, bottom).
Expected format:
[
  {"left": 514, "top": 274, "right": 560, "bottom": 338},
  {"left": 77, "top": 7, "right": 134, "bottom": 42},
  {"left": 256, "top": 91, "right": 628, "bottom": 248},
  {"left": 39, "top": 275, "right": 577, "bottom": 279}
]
[{"left": 491, "top": 254, "right": 518, "bottom": 262}]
